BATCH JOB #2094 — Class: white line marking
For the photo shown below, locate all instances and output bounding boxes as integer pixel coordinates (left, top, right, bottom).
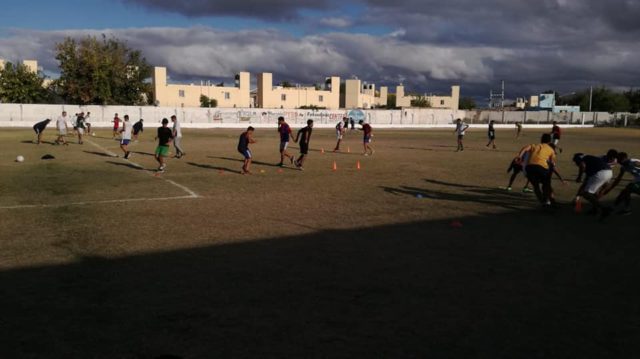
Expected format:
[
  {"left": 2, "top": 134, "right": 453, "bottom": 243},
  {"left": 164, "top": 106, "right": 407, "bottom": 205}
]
[
  {"left": 86, "top": 139, "right": 199, "bottom": 198},
  {"left": 0, "top": 195, "right": 198, "bottom": 210}
]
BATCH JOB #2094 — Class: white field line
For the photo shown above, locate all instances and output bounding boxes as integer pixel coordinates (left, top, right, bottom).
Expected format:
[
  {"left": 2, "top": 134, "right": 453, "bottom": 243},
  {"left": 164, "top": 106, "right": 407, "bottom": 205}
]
[
  {"left": 86, "top": 139, "right": 200, "bottom": 198},
  {"left": 0, "top": 195, "right": 196, "bottom": 210}
]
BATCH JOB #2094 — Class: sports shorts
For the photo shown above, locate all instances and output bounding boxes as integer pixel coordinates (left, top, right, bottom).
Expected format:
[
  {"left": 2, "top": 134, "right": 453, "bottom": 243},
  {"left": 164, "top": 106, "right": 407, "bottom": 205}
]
[
  {"left": 584, "top": 169, "right": 613, "bottom": 194},
  {"left": 121, "top": 139, "right": 131, "bottom": 146},
  {"left": 155, "top": 145, "right": 170, "bottom": 157},
  {"left": 238, "top": 148, "right": 252, "bottom": 159},
  {"left": 300, "top": 143, "right": 309, "bottom": 155},
  {"left": 58, "top": 128, "right": 67, "bottom": 136},
  {"left": 279, "top": 141, "right": 289, "bottom": 152},
  {"left": 364, "top": 136, "right": 372, "bottom": 144}
]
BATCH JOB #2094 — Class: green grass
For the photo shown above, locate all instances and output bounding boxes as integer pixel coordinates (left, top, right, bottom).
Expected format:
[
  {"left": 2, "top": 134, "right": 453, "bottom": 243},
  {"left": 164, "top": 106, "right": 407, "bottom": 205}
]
[{"left": 0, "top": 127, "right": 639, "bottom": 358}]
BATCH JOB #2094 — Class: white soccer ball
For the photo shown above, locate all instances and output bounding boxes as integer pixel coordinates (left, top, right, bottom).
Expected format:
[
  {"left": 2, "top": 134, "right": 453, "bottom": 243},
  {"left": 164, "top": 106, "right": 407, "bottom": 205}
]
[
  {"left": 16, "top": 155, "right": 24, "bottom": 163},
  {"left": 92, "top": 132, "right": 96, "bottom": 136}
]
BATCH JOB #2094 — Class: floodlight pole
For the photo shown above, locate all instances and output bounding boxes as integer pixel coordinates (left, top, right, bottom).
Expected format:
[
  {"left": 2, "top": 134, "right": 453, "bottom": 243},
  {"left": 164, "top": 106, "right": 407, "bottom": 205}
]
[{"left": 589, "top": 86, "right": 593, "bottom": 112}]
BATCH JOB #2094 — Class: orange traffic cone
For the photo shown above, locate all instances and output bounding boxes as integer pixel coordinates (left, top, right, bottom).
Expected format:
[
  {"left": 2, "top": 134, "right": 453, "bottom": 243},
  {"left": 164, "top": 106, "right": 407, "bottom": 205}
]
[
  {"left": 332, "top": 161, "right": 337, "bottom": 171},
  {"left": 356, "top": 160, "right": 361, "bottom": 170},
  {"left": 574, "top": 196, "right": 582, "bottom": 213}
]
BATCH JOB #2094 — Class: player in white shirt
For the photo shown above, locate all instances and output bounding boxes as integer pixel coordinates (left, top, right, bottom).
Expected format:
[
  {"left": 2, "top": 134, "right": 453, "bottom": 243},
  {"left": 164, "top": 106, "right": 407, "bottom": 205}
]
[
  {"left": 171, "top": 115, "right": 185, "bottom": 158},
  {"left": 602, "top": 152, "right": 640, "bottom": 216},
  {"left": 453, "top": 118, "right": 469, "bottom": 152},
  {"left": 119, "top": 115, "right": 133, "bottom": 159},
  {"left": 55, "top": 111, "right": 69, "bottom": 145},
  {"left": 333, "top": 117, "right": 348, "bottom": 152}
]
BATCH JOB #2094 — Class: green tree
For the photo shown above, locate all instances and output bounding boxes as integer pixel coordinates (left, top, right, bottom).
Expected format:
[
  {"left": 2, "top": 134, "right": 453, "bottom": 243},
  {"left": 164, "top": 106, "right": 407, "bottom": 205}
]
[
  {"left": 199, "top": 94, "right": 218, "bottom": 108},
  {"left": 410, "top": 95, "right": 431, "bottom": 108},
  {"left": 0, "top": 62, "right": 50, "bottom": 103},
  {"left": 459, "top": 96, "right": 476, "bottom": 110},
  {"left": 387, "top": 93, "right": 397, "bottom": 109},
  {"left": 53, "top": 35, "right": 152, "bottom": 105},
  {"left": 280, "top": 81, "right": 294, "bottom": 88}
]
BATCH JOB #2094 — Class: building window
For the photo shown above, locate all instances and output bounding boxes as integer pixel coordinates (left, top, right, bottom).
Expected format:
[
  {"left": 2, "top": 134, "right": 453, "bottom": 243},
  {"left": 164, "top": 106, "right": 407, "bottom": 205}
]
[
  {"left": 225, "top": 92, "right": 231, "bottom": 100},
  {"left": 440, "top": 100, "right": 445, "bottom": 105},
  {"left": 281, "top": 94, "right": 287, "bottom": 101},
  {"left": 319, "top": 95, "right": 324, "bottom": 102},
  {"left": 178, "top": 90, "right": 185, "bottom": 98}
]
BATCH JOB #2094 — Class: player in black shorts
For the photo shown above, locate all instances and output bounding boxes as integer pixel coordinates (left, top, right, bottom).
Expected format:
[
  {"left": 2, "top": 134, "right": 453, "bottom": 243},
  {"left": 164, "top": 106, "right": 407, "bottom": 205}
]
[
  {"left": 133, "top": 119, "right": 144, "bottom": 141},
  {"left": 294, "top": 120, "right": 313, "bottom": 170},
  {"left": 486, "top": 120, "right": 497, "bottom": 149}
]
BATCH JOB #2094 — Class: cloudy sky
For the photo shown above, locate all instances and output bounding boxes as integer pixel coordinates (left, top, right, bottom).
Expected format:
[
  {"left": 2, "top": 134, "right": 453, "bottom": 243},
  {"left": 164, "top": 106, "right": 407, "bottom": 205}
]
[{"left": 1, "top": 0, "right": 639, "bottom": 101}]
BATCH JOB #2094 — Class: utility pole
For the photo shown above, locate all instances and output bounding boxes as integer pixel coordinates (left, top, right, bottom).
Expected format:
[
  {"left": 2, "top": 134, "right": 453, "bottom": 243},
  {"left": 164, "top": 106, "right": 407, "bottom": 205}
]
[{"left": 589, "top": 86, "right": 593, "bottom": 112}]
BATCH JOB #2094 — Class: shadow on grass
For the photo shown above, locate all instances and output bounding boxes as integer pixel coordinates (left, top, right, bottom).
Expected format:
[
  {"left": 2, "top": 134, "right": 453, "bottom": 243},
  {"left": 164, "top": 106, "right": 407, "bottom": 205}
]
[
  {"left": 21, "top": 140, "right": 57, "bottom": 145},
  {"left": 186, "top": 162, "right": 242, "bottom": 174},
  {"left": 83, "top": 150, "right": 115, "bottom": 158},
  {"left": 208, "top": 156, "right": 297, "bottom": 169},
  {"left": 105, "top": 160, "right": 144, "bottom": 171},
  {"left": 131, "top": 151, "right": 155, "bottom": 157},
  {"left": 0, "top": 206, "right": 638, "bottom": 358}
]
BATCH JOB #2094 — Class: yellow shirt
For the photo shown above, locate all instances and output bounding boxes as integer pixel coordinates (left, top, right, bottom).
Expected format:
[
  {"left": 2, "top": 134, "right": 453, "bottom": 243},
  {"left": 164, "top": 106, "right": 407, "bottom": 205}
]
[{"left": 528, "top": 144, "right": 556, "bottom": 169}]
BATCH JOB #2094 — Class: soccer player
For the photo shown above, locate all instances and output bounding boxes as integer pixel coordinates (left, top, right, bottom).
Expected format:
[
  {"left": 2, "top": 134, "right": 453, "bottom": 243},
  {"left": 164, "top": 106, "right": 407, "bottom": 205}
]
[
  {"left": 238, "top": 126, "right": 256, "bottom": 174},
  {"left": 573, "top": 150, "right": 619, "bottom": 218},
  {"left": 350, "top": 117, "right": 355, "bottom": 130},
  {"left": 133, "top": 119, "right": 144, "bottom": 141},
  {"left": 277, "top": 117, "right": 294, "bottom": 166},
  {"left": 454, "top": 118, "right": 469, "bottom": 152},
  {"left": 505, "top": 147, "right": 532, "bottom": 192},
  {"left": 602, "top": 153, "right": 640, "bottom": 215},
  {"left": 333, "top": 117, "right": 348, "bottom": 152},
  {"left": 112, "top": 113, "right": 121, "bottom": 138},
  {"left": 359, "top": 120, "right": 374, "bottom": 156},
  {"left": 154, "top": 118, "right": 174, "bottom": 172},
  {"left": 119, "top": 115, "right": 133, "bottom": 159},
  {"left": 294, "top": 120, "right": 314, "bottom": 170},
  {"left": 55, "top": 111, "right": 69, "bottom": 145},
  {"left": 551, "top": 121, "right": 562, "bottom": 153},
  {"left": 517, "top": 133, "right": 556, "bottom": 207},
  {"left": 171, "top": 115, "right": 185, "bottom": 158},
  {"left": 85, "top": 112, "right": 92, "bottom": 134},
  {"left": 75, "top": 112, "right": 86, "bottom": 144},
  {"left": 486, "top": 120, "right": 497, "bottom": 149},
  {"left": 32, "top": 119, "right": 51, "bottom": 144},
  {"left": 515, "top": 122, "right": 523, "bottom": 138}
]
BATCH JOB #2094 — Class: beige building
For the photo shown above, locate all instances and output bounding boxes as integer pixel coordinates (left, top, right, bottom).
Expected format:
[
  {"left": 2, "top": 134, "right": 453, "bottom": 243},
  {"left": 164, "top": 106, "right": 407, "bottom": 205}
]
[
  {"left": 395, "top": 85, "right": 460, "bottom": 110},
  {"left": 0, "top": 59, "right": 39, "bottom": 73},
  {"left": 257, "top": 73, "right": 340, "bottom": 110},
  {"left": 344, "top": 79, "right": 388, "bottom": 109},
  {"left": 152, "top": 67, "right": 251, "bottom": 108}
]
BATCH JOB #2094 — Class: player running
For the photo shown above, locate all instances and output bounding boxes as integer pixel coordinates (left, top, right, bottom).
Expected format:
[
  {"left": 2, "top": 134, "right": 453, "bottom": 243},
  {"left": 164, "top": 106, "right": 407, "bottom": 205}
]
[
  {"left": 517, "top": 133, "right": 557, "bottom": 207},
  {"left": 454, "top": 118, "right": 469, "bottom": 152},
  {"left": 515, "top": 122, "right": 523, "bottom": 138},
  {"left": 359, "top": 120, "right": 374, "bottom": 156},
  {"left": 154, "top": 118, "right": 174, "bottom": 173},
  {"left": 602, "top": 153, "right": 640, "bottom": 216},
  {"left": 505, "top": 147, "right": 532, "bottom": 192},
  {"left": 333, "top": 117, "right": 348, "bottom": 152},
  {"left": 294, "top": 120, "right": 313, "bottom": 170},
  {"left": 133, "top": 119, "right": 144, "bottom": 141},
  {"left": 277, "top": 117, "right": 295, "bottom": 166},
  {"left": 550, "top": 121, "right": 562, "bottom": 153},
  {"left": 112, "top": 113, "right": 121, "bottom": 138},
  {"left": 486, "top": 120, "right": 497, "bottom": 149},
  {"left": 119, "top": 115, "right": 133, "bottom": 159},
  {"left": 32, "top": 119, "right": 51, "bottom": 144},
  {"left": 573, "top": 150, "right": 618, "bottom": 219},
  {"left": 238, "top": 126, "right": 256, "bottom": 174}
]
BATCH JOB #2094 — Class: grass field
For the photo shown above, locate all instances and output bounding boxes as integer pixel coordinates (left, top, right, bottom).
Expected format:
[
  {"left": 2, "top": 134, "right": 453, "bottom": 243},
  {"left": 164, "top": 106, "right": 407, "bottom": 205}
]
[{"left": 1, "top": 126, "right": 639, "bottom": 358}]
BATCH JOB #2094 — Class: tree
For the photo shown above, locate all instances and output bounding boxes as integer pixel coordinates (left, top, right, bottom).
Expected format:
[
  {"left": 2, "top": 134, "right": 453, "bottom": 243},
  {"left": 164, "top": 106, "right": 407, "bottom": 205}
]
[
  {"left": 0, "top": 62, "right": 50, "bottom": 104},
  {"left": 410, "top": 95, "right": 431, "bottom": 108},
  {"left": 53, "top": 35, "right": 152, "bottom": 105},
  {"left": 200, "top": 94, "right": 218, "bottom": 108},
  {"left": 459, "top": 96, "right": 476, "bottom": 110},
  {"left": 387, "top": 93, "right": 397, "bottom": 109},
  {"left": 280, "top": 81, "right": 294, "bottom": 88}
]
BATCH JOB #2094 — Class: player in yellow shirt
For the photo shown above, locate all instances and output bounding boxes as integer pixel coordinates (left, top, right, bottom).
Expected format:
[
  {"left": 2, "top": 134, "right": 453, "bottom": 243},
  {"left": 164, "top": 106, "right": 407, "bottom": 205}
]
[{"left": 517, "top": 133, "right": 557, "bottom": 207}]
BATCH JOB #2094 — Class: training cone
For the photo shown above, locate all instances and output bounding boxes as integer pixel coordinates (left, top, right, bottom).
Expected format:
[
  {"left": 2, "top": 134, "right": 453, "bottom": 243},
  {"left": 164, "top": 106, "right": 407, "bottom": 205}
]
[
  {"left": 277, "top": 168, "right": 283, "bottom": 173},
  {"left": 574, "top": 197, "right": 583, "bottom": 213},
  {"left": 356, "top": 160, "right": 361, "bottom": 170},
  {"left": 332, "top": 161, "right": 337, "bottom": 171}
]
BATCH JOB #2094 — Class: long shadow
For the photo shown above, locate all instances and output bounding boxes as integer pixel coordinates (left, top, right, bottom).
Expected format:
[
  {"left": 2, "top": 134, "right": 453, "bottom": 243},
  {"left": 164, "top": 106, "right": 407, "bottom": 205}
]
[
  {"left": 105, "top": 160, "right": 144, "bottom": 171},
  {"left": 83, "top": 150, "right": 115, "bottom": 158},
  {"left": 0, "top": 209, "right": 638, "bottom": 357},
  {"left": 186, "top": 162, "right": 242, "bottom": 174},
  {"left": 208, "top": 156, "right": 296, "bottom": 169},
  {"left": 131, "top": 151, "right": 155, "bottom": 157},
  {"left": 21, "top": 140, "right": 56, "bottom": 145},
  {"left": 424, "top": 178, "right": 483, "bottom": 189}
]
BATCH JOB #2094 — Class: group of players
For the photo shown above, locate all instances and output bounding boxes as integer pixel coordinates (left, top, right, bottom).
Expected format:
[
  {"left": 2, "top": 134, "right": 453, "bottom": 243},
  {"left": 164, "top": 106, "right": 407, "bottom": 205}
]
[{"left": 237, "top": 116, "right": 374, "bottom": 174}]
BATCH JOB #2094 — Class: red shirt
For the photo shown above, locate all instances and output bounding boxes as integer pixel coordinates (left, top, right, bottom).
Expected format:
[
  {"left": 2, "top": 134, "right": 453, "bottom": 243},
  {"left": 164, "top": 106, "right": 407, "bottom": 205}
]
[
  {"left": 363, "top": 123, "right": 372, "bottom": 136},
  {"left": 113, "top": 117, "right": 121, "bottom": 129}
]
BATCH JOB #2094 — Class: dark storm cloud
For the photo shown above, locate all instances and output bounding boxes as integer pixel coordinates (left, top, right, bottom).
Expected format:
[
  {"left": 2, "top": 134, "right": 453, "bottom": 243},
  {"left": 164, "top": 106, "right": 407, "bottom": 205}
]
[{"left": 122, "top": 0, "right": 335, "bottom": 20}]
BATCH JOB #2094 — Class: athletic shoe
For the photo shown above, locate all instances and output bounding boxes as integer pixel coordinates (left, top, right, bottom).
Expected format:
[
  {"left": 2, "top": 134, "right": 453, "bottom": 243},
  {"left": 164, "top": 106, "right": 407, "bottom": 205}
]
[
  {"left": 522, "top": 188, "right": 533, "bottom": 193},
  {"left": 277, "top": 162, "right": 284, "bottom": 167},
  {"left": 124, "top": 151, "right": 130, "bottom": 159},
  {"left": 506, "top": 187, "right": 512, "bottom": 191}
]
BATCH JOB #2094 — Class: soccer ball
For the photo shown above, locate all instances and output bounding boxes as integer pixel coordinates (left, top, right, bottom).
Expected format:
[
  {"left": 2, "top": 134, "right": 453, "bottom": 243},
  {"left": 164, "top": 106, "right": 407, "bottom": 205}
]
[
  {"left": 16, "top": 155, "right": 24, "bottom": 163},
  {"left": 92, "top": 132, "right": 96, "bottom": 136}
]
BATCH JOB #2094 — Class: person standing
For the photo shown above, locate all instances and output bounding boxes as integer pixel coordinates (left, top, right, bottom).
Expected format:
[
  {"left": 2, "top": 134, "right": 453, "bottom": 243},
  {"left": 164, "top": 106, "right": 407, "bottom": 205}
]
[
  {"left": 333, "top": 117, "right": 348, "bottom": 152},
  {"left": 119, "top": 115, "right": 133, "bottom": 159},
  {"left": 551, "top": 121, "right": 562, "bottom": 153},
  {"left": 55, "top": 111, "right": 69, "bottom": 145},
  {"left": 133, "top": 119, "right": 144, "bottom": 141},
  {"left": 516, "top": 122, "right": 523, "bottom": 138},
  {"left": 75, "top": 112, "right": 86, "bottom": 144},
  {"left": 517, "top": 133, "right": 557, "bottom": 207},
  {"left": 171, "top": 115, "right": 185, "bottom": 159},
  {"left": 112, "top": 113, "right": 121, "bottom": 138},
  {"left": 32, "top": 119, "right": 51, "bottom": 144},
  {"left": 154, "top": 118, "right": 174, "bottom": 173},
  {"left": 486, "top": 120, "right": 497, "bottom": 149},
  {"left": 359, "top": 120, "right": 374, "bottom": 156},
  {"left": 277, "top": 117, "right": 294, "bottom": 166},
  {"left": 85, "top": 112, "right": 92, "bottom": 134},
  {"left": 454, "top": 118, "right": 469, "bottom": 152},
  {"left": 294, "top": 120, "right": 314, "bottom": 170},
  {"left": 238, "top": 126, "right": 256, "bottom": 174}
]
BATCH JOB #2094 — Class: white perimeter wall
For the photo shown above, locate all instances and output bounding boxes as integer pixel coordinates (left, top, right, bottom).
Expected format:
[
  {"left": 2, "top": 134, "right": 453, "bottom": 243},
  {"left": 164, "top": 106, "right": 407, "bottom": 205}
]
[{"left": 1, "top": 104, "right": 623, "bottom": 129}]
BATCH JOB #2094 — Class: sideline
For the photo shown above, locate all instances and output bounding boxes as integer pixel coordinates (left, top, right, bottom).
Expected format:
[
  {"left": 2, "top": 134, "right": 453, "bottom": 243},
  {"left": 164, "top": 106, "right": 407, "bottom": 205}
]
[{"left": 0, "top": 195, "right": 197, "bottom": 210}]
